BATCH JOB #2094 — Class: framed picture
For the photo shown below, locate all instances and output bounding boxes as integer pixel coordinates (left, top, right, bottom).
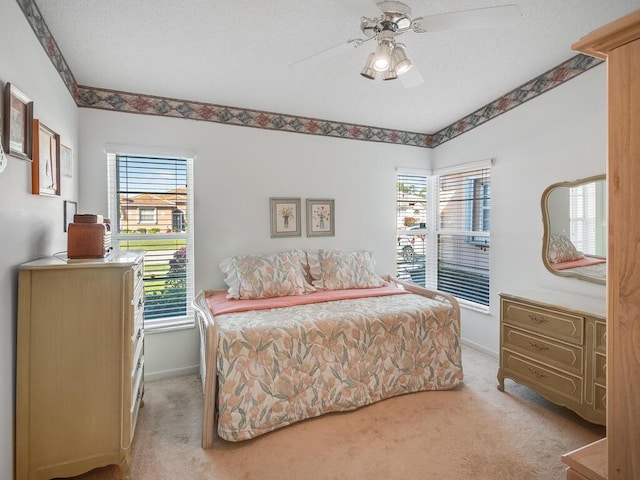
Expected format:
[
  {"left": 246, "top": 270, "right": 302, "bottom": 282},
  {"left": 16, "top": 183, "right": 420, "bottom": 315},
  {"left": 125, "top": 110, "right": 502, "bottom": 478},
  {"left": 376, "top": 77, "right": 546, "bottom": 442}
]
[
  {"left": 3, "top": 83, "right": 34, "bottom": 161},
  {"left": 64, "top": 200, "right": 77, "bottom": 232},
  {"left": 270, "top": 197, "right": 301, "bottom": 237},
  {"left": 306, "top": 198, "right": 335, "bottom": 237},
  {"left": 32, "top": 119, "right": 61, "bottom": 196},
  {"left": 60, "top": 144, "right": 73, "bottom": 177}
]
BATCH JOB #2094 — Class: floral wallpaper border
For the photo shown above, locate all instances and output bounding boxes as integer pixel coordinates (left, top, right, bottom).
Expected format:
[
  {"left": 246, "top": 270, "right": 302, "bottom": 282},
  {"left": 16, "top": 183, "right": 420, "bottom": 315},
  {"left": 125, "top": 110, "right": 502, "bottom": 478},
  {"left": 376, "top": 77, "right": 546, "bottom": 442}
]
[
  {"left": 16, "top": 0, "right": 602, "bottom": 149},
  {"left": 74, "top": 86, "right": 433, "bottom": 148},
  {"left": 431, "top": 54, "right": 603, "bottom": 146}
]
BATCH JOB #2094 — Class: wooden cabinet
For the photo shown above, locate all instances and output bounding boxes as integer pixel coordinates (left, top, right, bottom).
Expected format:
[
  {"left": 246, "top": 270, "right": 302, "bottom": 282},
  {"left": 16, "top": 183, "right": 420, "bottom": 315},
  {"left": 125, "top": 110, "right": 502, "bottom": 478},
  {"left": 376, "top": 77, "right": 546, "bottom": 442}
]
[
  {"left": 562, "top": 438, "right": 608, "bottom": 480},
  {"left": 498, "top": 292, "right": 606, "bottom": 425},
  {"left": 572, "top": 9, "right": 640, "bottom": 479},
  {"left": 16, "top": 251, "right": 145, "bottom": 480}
]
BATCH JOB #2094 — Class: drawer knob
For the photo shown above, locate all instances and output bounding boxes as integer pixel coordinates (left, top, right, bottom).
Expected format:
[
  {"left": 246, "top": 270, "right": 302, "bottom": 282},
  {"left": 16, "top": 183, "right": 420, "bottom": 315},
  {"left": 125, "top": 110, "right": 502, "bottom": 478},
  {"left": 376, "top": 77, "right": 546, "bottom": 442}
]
[
  {"left": 528, "top": 340, "right": 549, "bottom": 351},
  {"left": 528, "top": 366, "right": 547, "bottom": 378},
  {"left": 528, "top": 313, "right": 548, "bottom": 324}
]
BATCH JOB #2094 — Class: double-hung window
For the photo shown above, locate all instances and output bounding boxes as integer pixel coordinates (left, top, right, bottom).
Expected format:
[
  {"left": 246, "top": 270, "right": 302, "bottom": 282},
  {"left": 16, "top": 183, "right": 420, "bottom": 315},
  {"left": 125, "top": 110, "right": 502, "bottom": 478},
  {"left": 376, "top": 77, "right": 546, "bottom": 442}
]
[
  {"left": 107, "top": 151, "right": 195, "bottom": 332},
  {"left": 436, "top": 165, "right": 491, "bottom": 307},
  {"left": 395, "top": 172, "right": 428, "bottom": 285},
  {"left": 569, "top": 182, "right": 599, "bottom": 256},
  {"left": 395, "top": 162, "right": 491, "bottom": 309}
]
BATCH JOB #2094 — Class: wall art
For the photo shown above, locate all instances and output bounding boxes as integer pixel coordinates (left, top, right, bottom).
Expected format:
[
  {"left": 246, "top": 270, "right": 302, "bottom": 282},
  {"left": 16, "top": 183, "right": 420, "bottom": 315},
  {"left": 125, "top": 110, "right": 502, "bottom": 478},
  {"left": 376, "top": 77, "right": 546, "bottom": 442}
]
[
  {"left": 270, "top": 197, "right": 301, "bottom": 237},
  {"left": 306, "top": 198, "right": 335, "bottom": 237},
  {"left": 3, "top": 83, "right": 34, "bottom": 161},
  {"left": 64, "top": 200, "right": 77, "bottom": 232},
  {"left": 32, "top": 119, "right": 60, "bottom": 196},
  {"left": 60, "top": 144, "right": 73, "bottom": 177}
]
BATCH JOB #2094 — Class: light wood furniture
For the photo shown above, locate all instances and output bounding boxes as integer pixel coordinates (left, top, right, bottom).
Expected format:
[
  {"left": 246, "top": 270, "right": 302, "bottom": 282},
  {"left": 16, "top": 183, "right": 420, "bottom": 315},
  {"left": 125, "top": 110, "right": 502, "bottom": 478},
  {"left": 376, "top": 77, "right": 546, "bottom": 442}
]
[
  {"left": 570, "top": 9, "right": 640, "bottom": 480},
  {"left": 497, "top": 292, "right": 606, "bottom": 425},
  {"left": 16, "top": 251, "right": 145, "bottom": 480},
  {"left": 562, "top": 438, "right": 608, "bottom": 480}
]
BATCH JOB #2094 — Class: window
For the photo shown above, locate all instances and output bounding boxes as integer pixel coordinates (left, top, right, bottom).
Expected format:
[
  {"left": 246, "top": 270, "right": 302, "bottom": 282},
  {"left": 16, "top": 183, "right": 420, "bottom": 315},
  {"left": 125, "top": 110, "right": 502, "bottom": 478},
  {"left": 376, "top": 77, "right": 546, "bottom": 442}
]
[
  {"left": 395, "top": 172, "right": 428, "bottom": 286},
  {"left": 437, "top": 166, "right": 490, "bottom": 307},
  {"left": 569, "top": 182, "right": 597, "bottom": 255},
  {"left": 396, "top": 163, "right": 491, "bottom": 309},
  {"left": 108, "top": 152, "right": 195, "bottom": 332},
  {"left": 139, "top": 207, "right": 157, "bottom": 224}
]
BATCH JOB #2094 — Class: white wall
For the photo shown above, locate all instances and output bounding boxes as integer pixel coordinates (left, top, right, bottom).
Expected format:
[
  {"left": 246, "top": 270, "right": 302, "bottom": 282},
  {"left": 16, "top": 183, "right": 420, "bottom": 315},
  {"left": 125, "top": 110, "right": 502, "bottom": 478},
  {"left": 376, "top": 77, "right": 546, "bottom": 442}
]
[
  {"left": 78, "top": 109, "right": 431, "bottom": 378},
  {"left": 433, "top": 65, "right": 607, "bottom": 355},
  {"left": 0, "top": 2, "right": 79, "bottom": 477}
]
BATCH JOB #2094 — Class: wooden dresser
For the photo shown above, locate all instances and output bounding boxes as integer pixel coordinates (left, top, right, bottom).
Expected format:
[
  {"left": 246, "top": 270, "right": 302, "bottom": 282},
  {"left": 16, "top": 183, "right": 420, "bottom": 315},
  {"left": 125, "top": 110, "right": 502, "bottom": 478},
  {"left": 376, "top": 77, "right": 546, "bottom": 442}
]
[
  {"left": 16, "top": 251, "right": 145, "bottom": 480},
  {"left": 497, "top": 292, "right": 606, "bottom": 425}
]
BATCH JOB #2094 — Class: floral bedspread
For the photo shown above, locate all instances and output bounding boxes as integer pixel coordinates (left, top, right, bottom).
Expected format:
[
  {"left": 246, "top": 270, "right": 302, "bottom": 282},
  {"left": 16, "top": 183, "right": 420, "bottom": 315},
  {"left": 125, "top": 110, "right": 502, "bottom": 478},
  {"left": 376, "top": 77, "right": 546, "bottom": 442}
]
[{"left": 214, "top": 293, "right": 463, "bottom": 441}]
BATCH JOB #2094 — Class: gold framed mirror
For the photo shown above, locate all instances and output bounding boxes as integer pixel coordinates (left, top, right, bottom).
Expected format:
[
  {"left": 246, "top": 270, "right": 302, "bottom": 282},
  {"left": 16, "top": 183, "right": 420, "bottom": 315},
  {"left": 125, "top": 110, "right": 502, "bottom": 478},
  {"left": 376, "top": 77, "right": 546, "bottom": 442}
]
[{"left": 541, "top": 174, "right": 606, "bottom": 285}]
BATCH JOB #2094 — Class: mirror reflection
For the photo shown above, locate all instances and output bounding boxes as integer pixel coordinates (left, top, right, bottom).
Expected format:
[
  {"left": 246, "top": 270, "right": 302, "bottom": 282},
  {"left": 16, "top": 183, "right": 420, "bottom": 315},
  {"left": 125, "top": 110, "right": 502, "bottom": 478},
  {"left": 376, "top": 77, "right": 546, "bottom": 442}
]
[{"left": 541, "top": 175, "right": 606, "bottom": 284}]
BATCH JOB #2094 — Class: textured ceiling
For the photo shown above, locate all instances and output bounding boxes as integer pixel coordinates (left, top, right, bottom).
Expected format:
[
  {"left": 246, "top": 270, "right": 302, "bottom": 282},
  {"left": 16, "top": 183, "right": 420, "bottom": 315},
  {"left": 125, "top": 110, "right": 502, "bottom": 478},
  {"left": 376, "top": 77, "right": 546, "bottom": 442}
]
[{"left": 34, "top": 0, "right": 640, "bottom": 133}]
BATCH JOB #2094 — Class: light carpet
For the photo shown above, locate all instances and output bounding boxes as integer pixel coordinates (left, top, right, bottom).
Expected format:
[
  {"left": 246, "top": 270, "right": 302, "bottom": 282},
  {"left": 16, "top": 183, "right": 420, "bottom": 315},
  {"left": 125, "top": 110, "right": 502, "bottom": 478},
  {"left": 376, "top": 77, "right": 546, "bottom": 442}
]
[{"left": 63, "top": 346, "right": 604, "bottom": 480}]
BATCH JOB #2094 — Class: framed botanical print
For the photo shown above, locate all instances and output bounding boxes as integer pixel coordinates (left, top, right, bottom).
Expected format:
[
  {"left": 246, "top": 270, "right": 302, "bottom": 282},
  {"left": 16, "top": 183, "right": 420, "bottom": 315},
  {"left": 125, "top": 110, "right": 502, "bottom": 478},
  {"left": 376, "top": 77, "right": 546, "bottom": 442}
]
[
  {"left": 60, "top": 144, "right": 73, "bottom": 177},
  {"left": 3, "top": 83, "right": 34, "bottom": 161},
  {"left": 306, "top": 198, "right": 335, "bottom": 237},
  {"left": 32, "top": 120, "right": 61, "bottom": 196},
  {"left": 64, "top": 200, "right": 77, "bottom": 232},
  {"left": 270, "top": 197, "right": 301, "bottom": 237}
]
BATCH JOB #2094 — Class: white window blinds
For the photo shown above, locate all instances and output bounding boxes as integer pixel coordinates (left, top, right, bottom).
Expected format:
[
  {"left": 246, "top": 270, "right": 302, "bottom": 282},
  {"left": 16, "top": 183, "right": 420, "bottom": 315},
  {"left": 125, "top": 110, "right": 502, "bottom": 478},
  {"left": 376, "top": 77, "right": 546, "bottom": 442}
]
[
  {"left": 107, "top": 153, "right": 195, "bottom": 331},
  {"left": 437, "top": 167, "right": 490, "bottom": 306},
  {"left": 395, "top": 172, "right": 428, "bottom": 286}
]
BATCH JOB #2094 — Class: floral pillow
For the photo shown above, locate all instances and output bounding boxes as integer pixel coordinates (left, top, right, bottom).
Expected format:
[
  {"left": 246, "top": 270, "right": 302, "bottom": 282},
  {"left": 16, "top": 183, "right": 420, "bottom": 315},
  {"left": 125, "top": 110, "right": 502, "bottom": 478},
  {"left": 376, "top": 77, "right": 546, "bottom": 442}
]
[
  {"left": 220, "top": 250, "right": 315, "bottom": 300},
  {"left": 312, "top": 249, "right": 386, "bottom": 290},
  {"left": 548, "top": 234, "right": 585, "bottom": 264}
]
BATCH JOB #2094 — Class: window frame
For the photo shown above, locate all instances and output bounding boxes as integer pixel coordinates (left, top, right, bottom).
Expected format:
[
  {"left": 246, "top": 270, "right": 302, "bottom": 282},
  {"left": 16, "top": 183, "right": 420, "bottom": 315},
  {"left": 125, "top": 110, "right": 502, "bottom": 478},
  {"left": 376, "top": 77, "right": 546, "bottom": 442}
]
[
  {"left": 396, "top": 160, "right": 492, "bottom": 312},
  {"left": 107, "top": 147, "right": 195, "bottom": 333}
]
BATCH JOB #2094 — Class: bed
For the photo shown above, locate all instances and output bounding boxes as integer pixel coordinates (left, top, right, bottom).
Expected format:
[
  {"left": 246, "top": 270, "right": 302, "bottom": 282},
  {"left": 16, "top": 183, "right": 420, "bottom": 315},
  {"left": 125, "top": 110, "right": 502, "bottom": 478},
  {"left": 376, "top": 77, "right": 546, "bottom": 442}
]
[{"left": 192, "top": 249, "right": 464, "bottom": 448}]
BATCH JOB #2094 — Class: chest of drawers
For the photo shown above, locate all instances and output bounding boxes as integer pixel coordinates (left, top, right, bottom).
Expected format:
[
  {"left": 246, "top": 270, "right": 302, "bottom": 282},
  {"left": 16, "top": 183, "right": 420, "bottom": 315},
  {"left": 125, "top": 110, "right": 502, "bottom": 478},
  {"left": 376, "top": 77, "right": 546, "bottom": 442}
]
[
  {"left": 497, "top": 293, "right": 606, "bottom": 425},
  {"left": 16, "top": 251, "right": 145, "bottom": 480}
]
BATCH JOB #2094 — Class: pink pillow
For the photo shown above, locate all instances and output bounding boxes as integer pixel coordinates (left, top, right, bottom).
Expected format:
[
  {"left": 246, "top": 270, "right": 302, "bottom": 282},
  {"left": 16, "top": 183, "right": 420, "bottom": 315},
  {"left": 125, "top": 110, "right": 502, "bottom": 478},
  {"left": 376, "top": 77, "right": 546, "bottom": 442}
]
[
  {"left": 220, "top": 250, "right": 315, "bottom": 299},
  {"left": 312, "top": 249, "right": 386, "bottom": 290}
]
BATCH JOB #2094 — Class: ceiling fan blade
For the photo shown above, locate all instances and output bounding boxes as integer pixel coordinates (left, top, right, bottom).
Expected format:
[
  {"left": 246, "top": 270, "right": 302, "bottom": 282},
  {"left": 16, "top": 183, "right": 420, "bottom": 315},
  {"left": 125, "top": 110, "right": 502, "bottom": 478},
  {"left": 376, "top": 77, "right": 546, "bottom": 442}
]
[
  {"left": 400, "top": 65, "right": 424, "bottom": 89},
  {"left": 289, "top": 38, "right": 368, "bottom": 68},
  {"left": 415, "top": 4, "right": 521, "bottom": 33}
]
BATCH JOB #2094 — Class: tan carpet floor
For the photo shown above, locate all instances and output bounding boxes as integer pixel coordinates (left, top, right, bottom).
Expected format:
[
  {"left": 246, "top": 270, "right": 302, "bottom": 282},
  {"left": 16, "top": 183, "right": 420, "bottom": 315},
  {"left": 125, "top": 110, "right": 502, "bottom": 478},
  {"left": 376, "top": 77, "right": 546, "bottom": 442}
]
[{"left": 65, "top": 346, "right": 604, "bottom": 480}]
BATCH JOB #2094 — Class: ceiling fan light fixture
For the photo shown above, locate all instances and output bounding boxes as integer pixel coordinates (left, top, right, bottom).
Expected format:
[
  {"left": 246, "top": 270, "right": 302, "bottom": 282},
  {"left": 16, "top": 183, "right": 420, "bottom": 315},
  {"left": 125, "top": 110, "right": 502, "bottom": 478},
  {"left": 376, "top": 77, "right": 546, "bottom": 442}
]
[
  {"left": 391, "top": 43, "right": 413, "bottom": 75},
  {"left": 382, "top": 68, "right": 398, "bottom": 81},
  {"left": 373, "top": 41, "right": 392, "bottom": 72},
  {"left": 360, "top": 52, "right": 377, "bottom": 79}
]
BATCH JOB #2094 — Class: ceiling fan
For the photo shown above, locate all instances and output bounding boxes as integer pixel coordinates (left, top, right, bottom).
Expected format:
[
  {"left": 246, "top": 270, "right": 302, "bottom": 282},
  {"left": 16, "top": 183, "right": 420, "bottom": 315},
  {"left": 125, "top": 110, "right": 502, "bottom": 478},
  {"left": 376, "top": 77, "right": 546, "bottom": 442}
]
[{"left": 291, "top": 1, "right": 521, "bottom": 88}]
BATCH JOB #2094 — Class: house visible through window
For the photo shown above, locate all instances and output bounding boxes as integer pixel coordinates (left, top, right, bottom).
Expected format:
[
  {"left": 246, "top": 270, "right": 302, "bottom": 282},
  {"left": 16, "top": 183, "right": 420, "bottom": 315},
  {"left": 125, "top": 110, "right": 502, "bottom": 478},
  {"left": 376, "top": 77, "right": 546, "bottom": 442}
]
[
  {"left": 396, "top": 164, "right": 491, "bottom": 309},
  {"left": 108, "top": 153, "right": 195, "bottom": 331},
  {"left": 139, "top": 207, "right": 157, "bottom": 224}
]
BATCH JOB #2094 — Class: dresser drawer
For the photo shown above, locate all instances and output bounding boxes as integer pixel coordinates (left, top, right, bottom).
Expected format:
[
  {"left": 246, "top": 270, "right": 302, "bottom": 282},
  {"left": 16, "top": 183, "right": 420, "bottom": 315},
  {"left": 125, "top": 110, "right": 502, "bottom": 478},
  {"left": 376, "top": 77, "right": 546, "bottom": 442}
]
[
  {"left": 131, "top": 355, "right": 144, "bottom": 407},
  {"left": 133, "top": 260, "right": 145, "bottom": 290},
  {"left": 502, "top": 350, "right": 583, "bottom": 403},
  {"left": 129, "top": 369, "right": 144, "bottom": 441},
  {"left": 502, "top": 299, "right": 584, "bottom": 345},
  {"left": 132, "top": 280, "right": 145, "bottom": 335},
  {"left": 595, "top": 321, "right": 606, "bottom": 354},
  {"left": 502, "top": 325, "right": 583, "bottom": 375},
  {"left": 132, "top": 328, "right": 144, "bottom": 374},
  {"left": 594, "top": 352, "right": 606, "bottom": 385},
  {"left": 594, "top": 383, "right": 606, "bottom": 414}
]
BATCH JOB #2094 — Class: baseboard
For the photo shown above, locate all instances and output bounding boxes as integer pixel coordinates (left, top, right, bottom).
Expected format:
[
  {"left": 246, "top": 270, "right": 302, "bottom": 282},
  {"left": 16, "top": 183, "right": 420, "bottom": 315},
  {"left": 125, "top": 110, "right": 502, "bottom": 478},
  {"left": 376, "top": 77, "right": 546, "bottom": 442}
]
[
  {"left": 144, "top": 365, "right": 199, "bottom": 382},
  {"left": 461, "top": 338, "right": 499, "bottom": 359}
]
